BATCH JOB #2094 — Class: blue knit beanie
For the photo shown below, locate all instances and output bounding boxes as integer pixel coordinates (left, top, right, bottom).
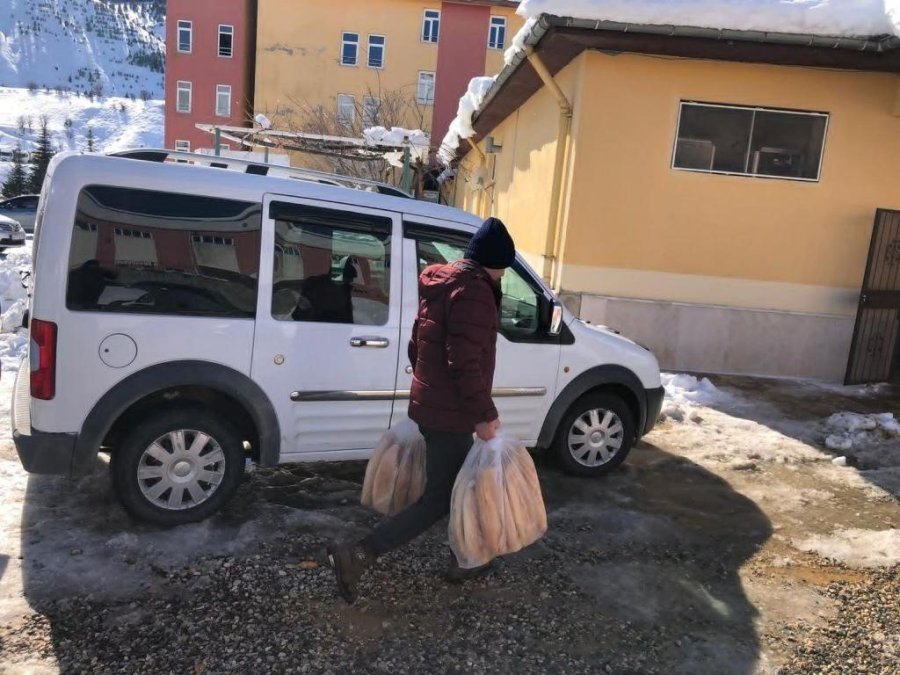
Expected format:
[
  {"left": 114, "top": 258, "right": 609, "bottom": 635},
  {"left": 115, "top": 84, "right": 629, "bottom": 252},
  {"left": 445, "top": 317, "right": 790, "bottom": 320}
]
[{"left": 464, "top": 217, "right": 516, "bottom": 269}]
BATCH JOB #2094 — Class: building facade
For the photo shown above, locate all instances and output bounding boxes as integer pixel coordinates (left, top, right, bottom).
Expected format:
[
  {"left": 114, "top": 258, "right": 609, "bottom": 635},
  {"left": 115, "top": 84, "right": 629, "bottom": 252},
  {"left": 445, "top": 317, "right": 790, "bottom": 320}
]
[
  {"left": 164, "top": 0, "right": 258, "bottom": 153},
  {"left": 451, "top": 18, "right": 900, "bottom": 382},
  {"left": 252, "top": 0, "right": 521, "bottom": 145}
]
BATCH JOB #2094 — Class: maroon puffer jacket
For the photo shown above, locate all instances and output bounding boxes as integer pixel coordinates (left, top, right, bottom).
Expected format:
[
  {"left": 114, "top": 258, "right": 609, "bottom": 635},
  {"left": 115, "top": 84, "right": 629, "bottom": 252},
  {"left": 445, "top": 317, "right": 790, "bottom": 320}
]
[{"left": 407, "top": 260, "right": 501, "bottom": 433}]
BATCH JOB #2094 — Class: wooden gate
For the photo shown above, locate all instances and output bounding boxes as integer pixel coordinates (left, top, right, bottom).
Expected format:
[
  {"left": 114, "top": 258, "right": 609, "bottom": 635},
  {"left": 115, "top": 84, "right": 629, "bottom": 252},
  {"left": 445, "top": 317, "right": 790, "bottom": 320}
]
[{"left": 845, "top": 209, "right": 900, "bottom": 384}]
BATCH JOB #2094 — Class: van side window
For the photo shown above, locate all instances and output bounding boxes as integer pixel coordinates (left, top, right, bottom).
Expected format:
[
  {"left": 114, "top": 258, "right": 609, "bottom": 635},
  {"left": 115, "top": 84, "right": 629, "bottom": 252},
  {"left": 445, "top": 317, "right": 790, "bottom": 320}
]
[
  {"left": 270, "top": 201, "right": 391, "bottom": 326},
  {"left": 407, "top": 225, "right": 547, "bottom": 342},
  {"left": 65, "top": 186, "right": 261, "bottom": 318}
]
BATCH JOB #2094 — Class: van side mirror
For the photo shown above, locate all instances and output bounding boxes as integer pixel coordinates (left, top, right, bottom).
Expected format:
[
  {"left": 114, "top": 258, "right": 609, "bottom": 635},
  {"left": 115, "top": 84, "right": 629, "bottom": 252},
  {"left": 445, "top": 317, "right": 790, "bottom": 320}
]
[{"left": 549, "top": 300, "right": 563, "bottom": 336}]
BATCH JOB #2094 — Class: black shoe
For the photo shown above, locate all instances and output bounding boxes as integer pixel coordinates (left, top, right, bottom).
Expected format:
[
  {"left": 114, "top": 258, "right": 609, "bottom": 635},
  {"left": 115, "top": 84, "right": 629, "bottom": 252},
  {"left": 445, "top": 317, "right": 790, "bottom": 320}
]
[
  {"left": 445, "top": 551, "right": 493, "bottom": 584},
  {"left": 326, "top": 543, "right": 375, "bottom": 604}
]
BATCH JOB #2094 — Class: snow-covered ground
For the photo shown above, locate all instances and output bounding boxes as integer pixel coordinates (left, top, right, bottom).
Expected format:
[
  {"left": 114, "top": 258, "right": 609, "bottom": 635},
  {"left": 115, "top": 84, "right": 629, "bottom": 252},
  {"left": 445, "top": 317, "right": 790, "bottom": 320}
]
[
  {"left": 0, "top": 86, "right": 164, "bottom": 184},
  {"left": 0, "top": 0, "right": 164, "bottom": 97}
]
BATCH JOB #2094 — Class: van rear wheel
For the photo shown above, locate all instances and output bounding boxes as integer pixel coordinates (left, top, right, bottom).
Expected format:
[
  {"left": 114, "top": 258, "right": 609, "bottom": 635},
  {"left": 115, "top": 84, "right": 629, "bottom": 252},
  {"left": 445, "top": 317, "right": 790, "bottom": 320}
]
[
  {"left": 110, "top": 408, "right": 245, "bottom": 526},
  {"left": 555, "top": 393, "right": 635, "bottom": 477}
]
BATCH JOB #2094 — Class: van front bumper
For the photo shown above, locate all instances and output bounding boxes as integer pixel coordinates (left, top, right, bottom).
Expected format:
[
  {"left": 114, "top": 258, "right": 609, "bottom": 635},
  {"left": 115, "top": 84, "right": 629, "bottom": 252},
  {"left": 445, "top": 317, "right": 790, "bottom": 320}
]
[
  {"left": 643, "top": 385, "right": 665, "bottom": 435},
  {"left": 11, "top": 362, "right": 77, "bottom": 476}
]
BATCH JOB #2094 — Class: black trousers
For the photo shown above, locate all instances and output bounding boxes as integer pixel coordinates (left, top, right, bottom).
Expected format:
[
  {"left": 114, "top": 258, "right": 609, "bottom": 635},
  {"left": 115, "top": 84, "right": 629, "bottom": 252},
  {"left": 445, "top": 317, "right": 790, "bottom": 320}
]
[{"left": 362, "top": 426, "right": 473, "bottom": 556}]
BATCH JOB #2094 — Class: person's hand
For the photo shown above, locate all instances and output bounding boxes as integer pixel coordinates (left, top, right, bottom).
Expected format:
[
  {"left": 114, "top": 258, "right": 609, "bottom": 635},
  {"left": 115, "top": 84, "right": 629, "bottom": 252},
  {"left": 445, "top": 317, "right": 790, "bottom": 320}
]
[{"left": 475, "top": 418, "right": 500, "bottom": 441}]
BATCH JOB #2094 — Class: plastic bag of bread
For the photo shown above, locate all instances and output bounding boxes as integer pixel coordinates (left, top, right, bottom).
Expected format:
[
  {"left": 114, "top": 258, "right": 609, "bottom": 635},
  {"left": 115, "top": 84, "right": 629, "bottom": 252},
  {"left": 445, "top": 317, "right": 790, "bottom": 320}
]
[
  {"left": 361, "top": 419, "right": 426, "bottom": 515},
  {"left": 449, "top": 432, "right": 547, "bottom": 569}
]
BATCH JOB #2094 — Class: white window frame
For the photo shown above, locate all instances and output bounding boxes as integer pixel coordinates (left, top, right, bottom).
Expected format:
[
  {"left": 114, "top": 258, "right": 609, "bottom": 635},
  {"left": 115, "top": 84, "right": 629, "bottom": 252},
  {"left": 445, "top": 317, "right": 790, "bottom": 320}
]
[
  {"left": 367, "top": 34, "right": 386, "bottom": 69},
  {"left": 671, "top": 101, "right": 829, "bottom": 183},
  {"left": 218, "top": 24, "right": 234, "bottom": 58},
  {"left": 176, "top": 80, "right": 192, "bottom": 113},
  {"left": 177, "top": 20, "right": 192, "bottom": 54},
  {"left": 363, "top": 96, "right": 380, "bottom": 127},
  {"left": 422, "top": 9, "right": 440, "bottom": 43},
  {"left": 341, "top": 32, "right": 359, "bottom": 66},
  {"left": 216, "top": 84, "right": 232, "bottom": 117},
  {"left": 337, "top": 94, "right": 356, "bottom": 126},
  {"left": 488, "top": 16, "right": 507, "bottom": 50},
  {"left": 174, "top": 140, "right": 190, "bottom": 152},
  {"left": 416, "top": 71, "right": 435, "bottom": 105}
]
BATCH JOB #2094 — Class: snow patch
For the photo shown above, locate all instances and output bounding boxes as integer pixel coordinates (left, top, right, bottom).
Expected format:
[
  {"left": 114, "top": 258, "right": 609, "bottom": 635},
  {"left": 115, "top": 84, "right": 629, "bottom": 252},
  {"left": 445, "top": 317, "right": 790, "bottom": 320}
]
[
  {"left": 821, "top": 411, "right": 900, "bottom": 472},
  {"left": 515, "top": 1, "right": 900, "bottom": 39},
  {"left": 362, "top": 126, "right": 429, "bottom": 148},
  {"left": 658, "top": 373, "right": 726, "bottom": 423},
  {"left": 0, "top": 87, "right": 163, "bottom": 184},
  {"left": 794, "top": 528, "right": 900, "bottom": 568},
  {"left": 438, "top": 76, "right": 497, "bottom": 166}
]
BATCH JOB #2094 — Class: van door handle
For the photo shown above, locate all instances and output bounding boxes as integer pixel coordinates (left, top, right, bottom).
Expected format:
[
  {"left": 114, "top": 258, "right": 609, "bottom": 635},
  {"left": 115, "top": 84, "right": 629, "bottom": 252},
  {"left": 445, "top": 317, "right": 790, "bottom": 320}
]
[{"left": 350, "top": 336, "right": 390, "bottom": 348}]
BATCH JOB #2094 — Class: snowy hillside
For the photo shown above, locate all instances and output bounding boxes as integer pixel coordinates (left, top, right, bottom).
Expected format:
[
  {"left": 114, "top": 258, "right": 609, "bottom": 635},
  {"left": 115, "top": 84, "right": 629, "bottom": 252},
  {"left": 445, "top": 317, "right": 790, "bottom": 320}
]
[
  {"left": 0, "top": 86, "right": 163, "bottom": 184},
  {"left": 0, "top": 0, "right": 166, "bottom": 99}
]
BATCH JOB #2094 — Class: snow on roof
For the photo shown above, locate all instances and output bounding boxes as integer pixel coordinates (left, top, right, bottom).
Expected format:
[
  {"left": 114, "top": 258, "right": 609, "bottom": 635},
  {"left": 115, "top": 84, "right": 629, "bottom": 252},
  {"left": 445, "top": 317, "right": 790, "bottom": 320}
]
[
  {"left": 515, "top": 0, "right": 900, "bottom": 39},
  {"left": 437, "top": 77, "right": 496, "bottom": 166},
  {"left": 362, "top": 126, "right": 430, "bottom": 148},
  {"left": 438, "top": 0, "right": 900, "bottom": 165}
]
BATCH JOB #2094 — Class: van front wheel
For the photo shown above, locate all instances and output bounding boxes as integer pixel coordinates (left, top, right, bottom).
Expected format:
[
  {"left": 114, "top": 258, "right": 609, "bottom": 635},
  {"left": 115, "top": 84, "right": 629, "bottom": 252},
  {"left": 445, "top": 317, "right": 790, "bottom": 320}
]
[
  {"left": 110, "top": 408, "right": 245, "bottom": 526},
  {"left": 555, "top": 393, "right": 635, "bottom": 476}
]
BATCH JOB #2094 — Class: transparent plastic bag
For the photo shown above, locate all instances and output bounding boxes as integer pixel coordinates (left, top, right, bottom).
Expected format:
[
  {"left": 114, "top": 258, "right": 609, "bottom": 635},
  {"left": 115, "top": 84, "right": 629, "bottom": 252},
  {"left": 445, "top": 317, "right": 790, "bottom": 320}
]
[
  {"left": 449, "top": 432, "right": 547, "bottom": 569},
  {"left": 361, "top": 418, "right": 426, "bottom": 515}
]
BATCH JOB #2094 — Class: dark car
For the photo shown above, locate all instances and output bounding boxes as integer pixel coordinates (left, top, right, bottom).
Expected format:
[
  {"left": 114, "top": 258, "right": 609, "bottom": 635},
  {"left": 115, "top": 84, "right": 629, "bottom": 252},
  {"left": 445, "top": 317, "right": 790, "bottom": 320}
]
[{"left": 0, "top": 194, "right": 39, "bottom": 232}]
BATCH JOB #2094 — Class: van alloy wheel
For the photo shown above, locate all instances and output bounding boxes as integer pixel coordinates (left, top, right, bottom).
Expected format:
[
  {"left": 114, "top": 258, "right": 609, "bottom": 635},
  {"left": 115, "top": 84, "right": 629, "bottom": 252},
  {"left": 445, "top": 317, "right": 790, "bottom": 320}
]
[
  {"left": 567, "top": 409, "right": 625, "bottom": 467},
  {"left": 555, "top": 393, "right": 635, "bottom": 477},
  {"left": 111, "top": 408, "right": 245, "bottom": 526},
  {"left": 137, "top": 429, "right": 226, "bottom": 510}
]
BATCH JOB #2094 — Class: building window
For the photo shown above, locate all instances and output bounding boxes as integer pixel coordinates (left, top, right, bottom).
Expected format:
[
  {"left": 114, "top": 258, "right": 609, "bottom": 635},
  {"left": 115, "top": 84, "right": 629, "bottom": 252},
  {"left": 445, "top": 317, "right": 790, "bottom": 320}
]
[
  {"left": 177, "top": 20, "right": 192, "bottom": 53},
  {"left": 174, "top": 140, "right": 190, "bottom": 152},
  {"left": 337, "top": 94, "right": 355, "bottom": 127},
  {"left": 488, "top": 16, "right": 507, "bottom": 50},
  {"left": 672, "top": 101, "right": 828, "bottom": 181},
  {"left": 363, "top": 96, "right": 380, "bottom": 127},
  {"left": 176, "top": 81, "right": 192, "bottom": 113},
  {"left": 341, "top": 32, "right": 359, "bottom": 66},
  {"left": 216, "top": 84, "right": 232, "bottom": 117},
  {"left": 417, "top": 71, "right": 435, "bottom": 105},
  {"left": 368, "top": 35, "right": 385, "bottom": 68},
  {"left": 218, "top": 25, "right": 234, "bottom": 58},
  {"left": 422, "top": 10, "right": 440, "bottom": 43}
]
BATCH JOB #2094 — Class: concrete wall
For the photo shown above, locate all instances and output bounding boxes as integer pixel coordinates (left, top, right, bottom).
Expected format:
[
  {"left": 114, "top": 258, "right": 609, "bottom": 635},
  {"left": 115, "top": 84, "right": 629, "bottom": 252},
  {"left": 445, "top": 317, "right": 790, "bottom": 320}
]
[{"left": 580, "top": 294, "right": 853, "bottom": 381}]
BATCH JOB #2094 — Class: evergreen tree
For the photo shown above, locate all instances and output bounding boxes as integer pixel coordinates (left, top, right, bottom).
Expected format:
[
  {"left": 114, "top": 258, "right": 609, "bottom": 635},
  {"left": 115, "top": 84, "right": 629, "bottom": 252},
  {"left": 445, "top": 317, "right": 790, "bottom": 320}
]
[
  {"left": 86, "top": 126, "right": 96, "bottom": 152},
  {"left": 27, "top": 117, "right": 55, "bottom": 194},
  {"left": 1, "top": 145, "right": 28, "bottom": 198}
]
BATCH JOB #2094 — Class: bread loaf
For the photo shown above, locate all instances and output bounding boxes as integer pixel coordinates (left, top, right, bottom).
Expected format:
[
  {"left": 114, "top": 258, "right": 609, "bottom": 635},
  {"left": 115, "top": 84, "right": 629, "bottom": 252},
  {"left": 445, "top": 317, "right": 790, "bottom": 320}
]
[
  {"left": 361, "top": 420, "right": 427, "bottom": 515},
  {"left": 475, "top": 466, "right": 503, "bottom": 552}
]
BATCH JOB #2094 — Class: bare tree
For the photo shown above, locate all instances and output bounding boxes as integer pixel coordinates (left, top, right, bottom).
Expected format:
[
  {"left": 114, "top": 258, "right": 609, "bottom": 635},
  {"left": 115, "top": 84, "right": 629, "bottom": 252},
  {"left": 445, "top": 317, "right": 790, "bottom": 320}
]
[{"left": 255, "top": 85, "right": 432, "bottom": 183}]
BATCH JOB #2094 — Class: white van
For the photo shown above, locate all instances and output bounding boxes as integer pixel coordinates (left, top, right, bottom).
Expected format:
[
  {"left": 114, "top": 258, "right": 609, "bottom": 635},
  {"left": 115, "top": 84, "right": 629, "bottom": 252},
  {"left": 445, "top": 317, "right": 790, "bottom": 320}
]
[{"left": 13, "top": 152, "right": 663, "bottom": 525}]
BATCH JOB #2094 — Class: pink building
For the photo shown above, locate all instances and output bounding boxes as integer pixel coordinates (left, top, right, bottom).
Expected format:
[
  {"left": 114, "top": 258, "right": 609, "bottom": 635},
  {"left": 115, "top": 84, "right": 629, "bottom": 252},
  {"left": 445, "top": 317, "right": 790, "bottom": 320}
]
[
  {"left": 432, "top": 1, "right": 515, "bottom": 149},
  {"left": 164, "top": 0, "right": 258, "bottom": 152}
]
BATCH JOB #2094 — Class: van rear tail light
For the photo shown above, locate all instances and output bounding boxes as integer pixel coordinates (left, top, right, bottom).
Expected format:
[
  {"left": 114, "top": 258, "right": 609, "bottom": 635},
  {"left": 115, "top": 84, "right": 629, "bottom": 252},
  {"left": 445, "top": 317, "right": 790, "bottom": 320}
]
[{"left": 30, "top": 319, "right": 57, "bottom": 400}]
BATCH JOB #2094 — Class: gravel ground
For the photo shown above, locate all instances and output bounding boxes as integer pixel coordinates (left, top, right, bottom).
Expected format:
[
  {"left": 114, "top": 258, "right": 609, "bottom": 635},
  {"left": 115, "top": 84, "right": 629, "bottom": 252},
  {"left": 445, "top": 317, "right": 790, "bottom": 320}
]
[{"left": 0, "top": 376, "right": 898, "bottom": 674}]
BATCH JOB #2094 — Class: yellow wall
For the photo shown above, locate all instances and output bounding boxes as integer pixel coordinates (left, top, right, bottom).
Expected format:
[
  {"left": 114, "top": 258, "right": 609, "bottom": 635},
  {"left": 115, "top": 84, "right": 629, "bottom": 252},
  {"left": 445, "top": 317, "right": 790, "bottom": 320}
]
[
  {"left": 255, "top": 0, "right": 442, "bottom": 132},
  {"left": 456, "top": 57, "right": 583, "bottom": 277},
  {"left": 460, "top": 50, "right": 900, "bottom": 316}
]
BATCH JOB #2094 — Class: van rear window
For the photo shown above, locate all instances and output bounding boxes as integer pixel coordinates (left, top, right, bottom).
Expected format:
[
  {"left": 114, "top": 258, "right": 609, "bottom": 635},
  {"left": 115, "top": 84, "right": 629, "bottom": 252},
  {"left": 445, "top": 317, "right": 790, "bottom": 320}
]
[{"left": 66, "top": 186, "right": 261, "bottom": 318}]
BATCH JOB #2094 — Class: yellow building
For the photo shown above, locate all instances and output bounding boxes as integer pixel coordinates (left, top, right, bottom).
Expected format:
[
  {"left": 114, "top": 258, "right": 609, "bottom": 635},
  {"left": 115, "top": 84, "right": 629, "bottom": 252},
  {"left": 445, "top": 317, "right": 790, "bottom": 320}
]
[
  {"left": 253, "top": 0, "right": 522, "bottom": 146},
  {"left": 451, "top": 15, "right": 900, "bottom": 382}
]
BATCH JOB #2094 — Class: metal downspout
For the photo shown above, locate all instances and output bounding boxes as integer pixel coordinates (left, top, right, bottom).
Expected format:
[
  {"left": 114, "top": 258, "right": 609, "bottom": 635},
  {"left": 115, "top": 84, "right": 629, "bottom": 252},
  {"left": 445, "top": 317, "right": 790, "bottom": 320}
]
[
  {"left": 467, "top": 139, "right": 488, "bottom": 217},
  {"left": 526, "top": 47, "right": 572, "bottom": 290}
]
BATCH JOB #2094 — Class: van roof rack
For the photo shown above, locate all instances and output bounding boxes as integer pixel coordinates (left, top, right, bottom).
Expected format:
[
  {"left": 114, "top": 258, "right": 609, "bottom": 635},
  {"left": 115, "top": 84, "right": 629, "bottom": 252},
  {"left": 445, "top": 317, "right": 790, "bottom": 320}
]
[{"left": 109, "top": 149, "right": 412, "bottom": 199}]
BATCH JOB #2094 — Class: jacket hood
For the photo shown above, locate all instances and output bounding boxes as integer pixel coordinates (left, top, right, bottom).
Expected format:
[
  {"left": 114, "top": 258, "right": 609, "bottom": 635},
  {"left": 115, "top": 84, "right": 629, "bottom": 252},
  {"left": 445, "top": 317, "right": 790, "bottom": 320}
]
[{"left": 419, "top": 260, "right": 491, "bottom": 299}]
